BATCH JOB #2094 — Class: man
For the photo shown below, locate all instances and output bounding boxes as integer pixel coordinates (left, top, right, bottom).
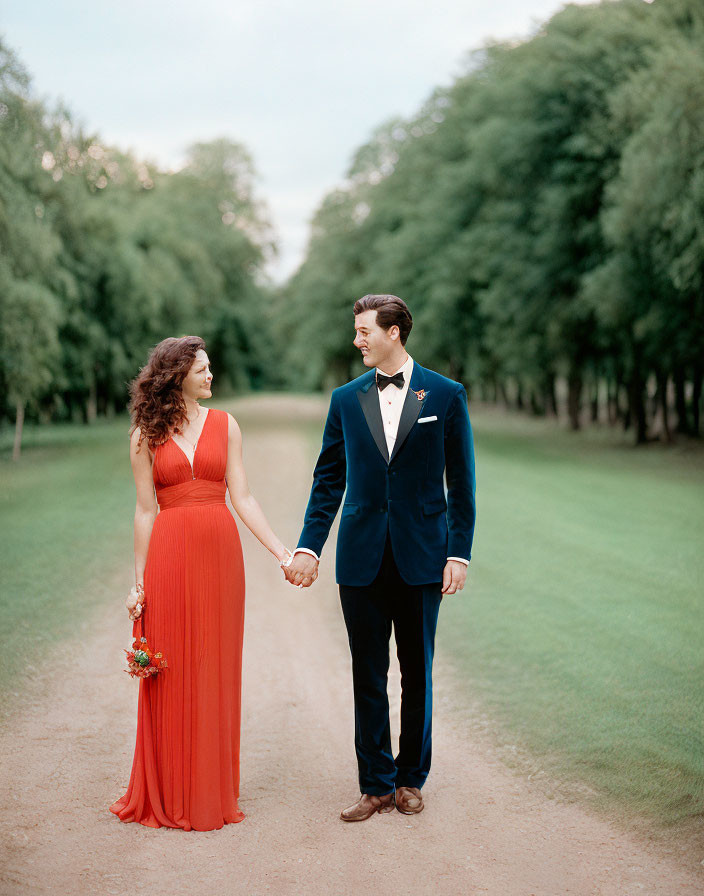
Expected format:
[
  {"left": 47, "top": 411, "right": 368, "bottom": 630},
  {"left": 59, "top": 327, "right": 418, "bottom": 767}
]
[{"left": 286, "top": 294, "right": 476, "bottom": 822}]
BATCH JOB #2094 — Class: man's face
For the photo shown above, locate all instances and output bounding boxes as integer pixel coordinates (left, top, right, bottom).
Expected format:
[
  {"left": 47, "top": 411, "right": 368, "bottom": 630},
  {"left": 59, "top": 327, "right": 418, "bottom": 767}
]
[{"left": 353, "top": 310, "right": 398, "bottom": 369}]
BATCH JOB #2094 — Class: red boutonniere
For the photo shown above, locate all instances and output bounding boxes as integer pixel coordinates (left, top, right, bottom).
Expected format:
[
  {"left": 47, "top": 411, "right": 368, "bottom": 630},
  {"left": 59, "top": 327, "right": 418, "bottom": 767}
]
[{"left": 412, "top": 389, "right": 428, "bottom": 401}]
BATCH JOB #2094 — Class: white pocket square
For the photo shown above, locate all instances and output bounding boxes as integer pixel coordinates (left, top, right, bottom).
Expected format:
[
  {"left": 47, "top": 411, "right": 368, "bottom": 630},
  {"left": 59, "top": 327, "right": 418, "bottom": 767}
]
[{"left": 418, "top": 415, "right": 437, "bottom": 423}]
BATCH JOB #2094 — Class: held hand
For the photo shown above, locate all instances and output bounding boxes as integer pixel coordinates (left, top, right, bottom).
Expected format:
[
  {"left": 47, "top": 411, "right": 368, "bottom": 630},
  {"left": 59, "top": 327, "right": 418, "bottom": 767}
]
[
  {"left": 126, "top": 584, "right": 145, "bottom": 620},
  {"left": 285, "top": 552, "right": 319, "bottom": 588},
  {"left": 441, "top": 560, "right": 467, "bottom": 596}
]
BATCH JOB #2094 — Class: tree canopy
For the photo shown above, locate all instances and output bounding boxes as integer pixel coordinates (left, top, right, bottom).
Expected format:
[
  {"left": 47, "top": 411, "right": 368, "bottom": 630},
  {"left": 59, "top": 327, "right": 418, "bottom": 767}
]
[
  {"left": 2, "top": 0, "right": 703, "bottom": 449},
  {"left": 280, "top": 0, "right": 704, "bottom": 442},
  {"left": 0, "top": 38, "right": 275, "bottom": 454}
]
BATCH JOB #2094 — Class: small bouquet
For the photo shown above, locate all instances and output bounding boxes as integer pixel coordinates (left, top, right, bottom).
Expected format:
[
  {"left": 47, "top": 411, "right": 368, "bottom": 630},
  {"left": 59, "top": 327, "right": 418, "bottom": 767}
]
[
  {"left": 124, "top": 584, "right": 167, "bottom": 678},
  {"left": 124, "top": 634, "right": 168, "bottom": 679}
]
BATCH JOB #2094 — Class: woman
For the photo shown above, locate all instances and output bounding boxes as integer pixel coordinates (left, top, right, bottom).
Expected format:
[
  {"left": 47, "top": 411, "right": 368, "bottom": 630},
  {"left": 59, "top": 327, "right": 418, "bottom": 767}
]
[{"left": 109, "top": 336, "right": 299, "bottom": 831}]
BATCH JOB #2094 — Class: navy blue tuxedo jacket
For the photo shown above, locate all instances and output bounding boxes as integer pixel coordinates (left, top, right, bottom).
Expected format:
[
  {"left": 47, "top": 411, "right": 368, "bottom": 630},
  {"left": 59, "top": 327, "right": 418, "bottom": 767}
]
[{"left": 297, "top": 362, "right": 476, "bottom": 587}]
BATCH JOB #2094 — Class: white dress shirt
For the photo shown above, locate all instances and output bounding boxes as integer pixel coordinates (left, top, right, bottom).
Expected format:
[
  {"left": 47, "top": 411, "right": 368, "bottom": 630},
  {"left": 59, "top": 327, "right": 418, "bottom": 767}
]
[
  {"left": 377, "top": 354, "right": 413, "bottom": 458},
  {"left": 295, "top": 353, "right": 468, "bottom": 567}
]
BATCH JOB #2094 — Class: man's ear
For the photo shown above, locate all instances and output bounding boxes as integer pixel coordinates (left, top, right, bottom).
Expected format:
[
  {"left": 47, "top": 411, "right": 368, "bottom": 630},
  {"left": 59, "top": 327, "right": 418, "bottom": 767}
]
[{"left": 388, "top": 325, "right": 400, "bottom": 342}]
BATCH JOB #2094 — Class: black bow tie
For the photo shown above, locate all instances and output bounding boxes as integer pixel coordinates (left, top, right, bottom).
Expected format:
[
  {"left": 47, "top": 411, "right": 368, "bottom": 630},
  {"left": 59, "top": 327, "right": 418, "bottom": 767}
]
[{"left": 377, "top": 372, "right": 405, "bottom": 391}]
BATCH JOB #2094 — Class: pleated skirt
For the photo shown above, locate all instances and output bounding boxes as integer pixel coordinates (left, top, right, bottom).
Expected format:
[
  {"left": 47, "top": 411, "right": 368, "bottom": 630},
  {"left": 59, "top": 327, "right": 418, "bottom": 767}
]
[{"left": 110, "top": 504, "right": 246, "bottom": 831}]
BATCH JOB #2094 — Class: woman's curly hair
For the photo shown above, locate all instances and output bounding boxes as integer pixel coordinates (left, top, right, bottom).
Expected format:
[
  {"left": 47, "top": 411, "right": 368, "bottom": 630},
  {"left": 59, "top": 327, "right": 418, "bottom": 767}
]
[{"left": 129, "top": 336, "right": 206, "bottom": 451}]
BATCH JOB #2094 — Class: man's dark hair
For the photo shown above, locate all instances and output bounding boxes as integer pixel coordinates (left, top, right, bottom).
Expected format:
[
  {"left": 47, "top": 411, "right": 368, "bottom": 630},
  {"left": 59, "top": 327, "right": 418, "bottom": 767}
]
[{"left": 353, "top": 294, "right": 413, "bottom": 346}]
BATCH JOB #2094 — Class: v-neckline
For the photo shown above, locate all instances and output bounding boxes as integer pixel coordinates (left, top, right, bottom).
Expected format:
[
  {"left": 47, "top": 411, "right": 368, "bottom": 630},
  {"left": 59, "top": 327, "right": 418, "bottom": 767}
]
[{"left": 170, "top": 408, "right": 211, "bottom": 478}]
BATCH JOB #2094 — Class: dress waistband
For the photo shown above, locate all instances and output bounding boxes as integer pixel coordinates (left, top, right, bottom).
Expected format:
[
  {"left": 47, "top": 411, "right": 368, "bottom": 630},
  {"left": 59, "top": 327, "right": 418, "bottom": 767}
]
[{"left": 156, "top": 479, "right": 226, "bottom": 510}]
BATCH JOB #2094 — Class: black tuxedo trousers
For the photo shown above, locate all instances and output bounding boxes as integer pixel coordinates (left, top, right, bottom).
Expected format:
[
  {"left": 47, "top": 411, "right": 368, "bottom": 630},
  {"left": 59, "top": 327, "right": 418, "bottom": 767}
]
[{"left": 339, "top": 533, "right": 442, "bottom": 795}]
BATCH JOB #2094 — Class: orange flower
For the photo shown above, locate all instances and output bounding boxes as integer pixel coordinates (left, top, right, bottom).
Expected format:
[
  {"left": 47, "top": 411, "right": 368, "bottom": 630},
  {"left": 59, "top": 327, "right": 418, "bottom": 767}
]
[{"left": 123, "top": 636, "right": 167, "bottom": 678}]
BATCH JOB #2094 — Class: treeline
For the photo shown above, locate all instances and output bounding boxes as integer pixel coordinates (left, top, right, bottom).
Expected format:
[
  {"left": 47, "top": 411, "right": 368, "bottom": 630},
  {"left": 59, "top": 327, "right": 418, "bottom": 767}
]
[
  {"left": 0, "top": 39, "right": 275, "bottom": 456},
  {"left": 3, "top": 0, "right": 703, "bottom": 453},
  {"left": 280, "top": 0, "right": 704, "bottom": 443}
]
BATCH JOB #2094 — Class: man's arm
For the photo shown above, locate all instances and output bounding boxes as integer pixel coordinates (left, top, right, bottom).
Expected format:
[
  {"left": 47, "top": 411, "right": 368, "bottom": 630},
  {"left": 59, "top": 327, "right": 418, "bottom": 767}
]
[
  {"left": 288, "top": 390, "right": 346, "bottom": 586},
  {"left": 443, "top": 384, "right": 476, "bottom": 591}
]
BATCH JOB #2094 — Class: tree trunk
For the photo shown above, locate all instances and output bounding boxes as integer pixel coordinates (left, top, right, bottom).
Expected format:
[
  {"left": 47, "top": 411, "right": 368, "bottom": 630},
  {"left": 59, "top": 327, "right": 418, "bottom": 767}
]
[
  {"left": 499, "top": 381, "right": 510, "bottom": 408},
  {"left": 628, "top": 367, "right": 648, "bottom": 444},
  {"left": 619, "top": 379, "right": 631, "bottom": 430},
  {"left": 543, "top": 372, "right": 558, "bottom": 417},
  {"left": 516, "top": 380, "right": 524, "bottom": 411},
  {"left": 86, "top": 376, "right": 97, "bottom": 424},
  {"left": 529, "top": 389, "right": 544, "bottom": 415},
  {"left": 590, "top": 377, "right": 599, "bottom": 423},
  {"left": 567, "top": 370, "right": 582, "bottom": 431},
  {"left": 673, "top": 366, "right": 689, "bottom": 435},
  {"left": 693, "top": 362, "right": 702, "bottom": 436},
  {"left": 606, "top": 377, "right": 617, "bottom": 425},
  {"left": 648, "top": 374, "right": 659, "bottom": 424},
  {"left": 12, "top": 400, "right": 25, "bottom": 461},
  {"left": 70, "top": 399, "right": 82, "bottom": 424},
  {"left": 658, "top": 371, "right": 672, "bottom": 443}
]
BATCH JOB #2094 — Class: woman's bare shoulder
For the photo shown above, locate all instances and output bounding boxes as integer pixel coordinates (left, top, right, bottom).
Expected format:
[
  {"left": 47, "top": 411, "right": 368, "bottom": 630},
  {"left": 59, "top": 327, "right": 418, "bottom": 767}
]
[{"left": 223, "top": 412, "right": 241, "bottom": 438}]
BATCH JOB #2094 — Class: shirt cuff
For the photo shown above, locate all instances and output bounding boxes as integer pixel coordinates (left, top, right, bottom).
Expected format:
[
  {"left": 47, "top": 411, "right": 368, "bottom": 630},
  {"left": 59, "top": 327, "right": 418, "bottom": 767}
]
[
  {"left": 294, "top": 548, "right": 320, "bottom": 562},
  {"left": 447, "top": 556, "right": 469, "bottom": 566}
]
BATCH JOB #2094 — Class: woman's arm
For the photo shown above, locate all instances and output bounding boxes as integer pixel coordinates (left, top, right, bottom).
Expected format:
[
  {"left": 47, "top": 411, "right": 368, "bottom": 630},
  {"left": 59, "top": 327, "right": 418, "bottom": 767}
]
[
  {"left": 130, "top": 427, "right": 158, "bottom": 597},
  {"left": 224, "top": 413, "right": 289, "bottom": 563}
]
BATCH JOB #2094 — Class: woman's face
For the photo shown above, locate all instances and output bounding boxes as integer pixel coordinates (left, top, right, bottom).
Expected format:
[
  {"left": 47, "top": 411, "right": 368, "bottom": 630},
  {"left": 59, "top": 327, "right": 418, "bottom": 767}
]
[{"left": 181, "top": 349, "right": 213, "bottom": 401}]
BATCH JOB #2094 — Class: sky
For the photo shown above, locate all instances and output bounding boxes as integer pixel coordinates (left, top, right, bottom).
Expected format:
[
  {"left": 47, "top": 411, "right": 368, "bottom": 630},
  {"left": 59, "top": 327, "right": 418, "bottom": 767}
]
[{"left": 3, "top": 0, "right": 595, "bottom": 281}]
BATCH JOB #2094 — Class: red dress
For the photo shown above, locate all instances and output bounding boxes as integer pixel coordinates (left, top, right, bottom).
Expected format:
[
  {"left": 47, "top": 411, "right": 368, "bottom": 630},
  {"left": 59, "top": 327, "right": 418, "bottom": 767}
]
[{"left": 110, "top": 408, "right": 246, "bottom": 831}]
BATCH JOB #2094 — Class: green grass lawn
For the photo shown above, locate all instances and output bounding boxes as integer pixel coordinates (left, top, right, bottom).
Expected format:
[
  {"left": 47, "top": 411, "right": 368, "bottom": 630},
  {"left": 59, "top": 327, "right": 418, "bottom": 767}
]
[
  {"left": 1, "top": 401, "right": 702, "bottom": 827},
  {"left": 438, "top": 407, "right": 704, "bottom": 826},
  {"left": 0, "top": 417, "right": 135, "bottom": 697}
]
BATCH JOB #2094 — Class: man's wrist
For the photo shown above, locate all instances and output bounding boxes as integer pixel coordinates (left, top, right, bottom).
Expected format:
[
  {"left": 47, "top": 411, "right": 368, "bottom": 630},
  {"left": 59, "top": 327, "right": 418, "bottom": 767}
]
[
  {"left": 447, "top": 557, "right": 469, "bottom": 566},
  {"left": 294, "top": 548, "right": 320, "bottom": 562}
]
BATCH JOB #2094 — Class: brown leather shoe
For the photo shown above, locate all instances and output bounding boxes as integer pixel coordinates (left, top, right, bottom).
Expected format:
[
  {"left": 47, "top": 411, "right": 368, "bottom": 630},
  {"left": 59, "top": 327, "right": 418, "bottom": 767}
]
[
  {"left": 340, "top": 792, "right": 395, "bottom": 822},
  {"left": 395, "top": 786, "right": 424, "bottom": 815}
]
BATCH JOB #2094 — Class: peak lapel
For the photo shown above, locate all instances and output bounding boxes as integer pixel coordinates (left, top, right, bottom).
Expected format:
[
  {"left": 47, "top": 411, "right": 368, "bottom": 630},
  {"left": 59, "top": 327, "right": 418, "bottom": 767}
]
[
  {"left": 357, "top": 375, "right": 389, "bottom": 464},
  {"left": 390, "top": 364, "right": 427, "bottom": 463}
]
